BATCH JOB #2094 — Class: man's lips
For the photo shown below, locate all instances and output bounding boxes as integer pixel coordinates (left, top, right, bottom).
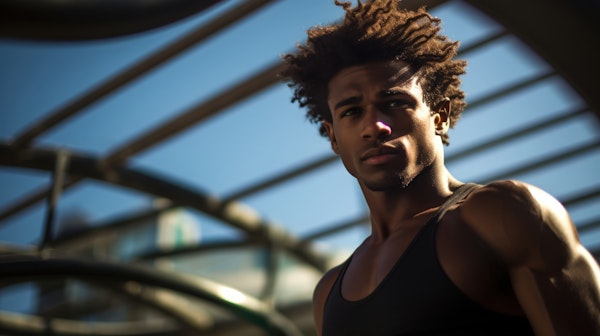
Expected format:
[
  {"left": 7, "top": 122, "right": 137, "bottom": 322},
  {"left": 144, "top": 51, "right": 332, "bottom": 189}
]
[{"left": 360, "top": 146, "right": 400, "bottom": 164}]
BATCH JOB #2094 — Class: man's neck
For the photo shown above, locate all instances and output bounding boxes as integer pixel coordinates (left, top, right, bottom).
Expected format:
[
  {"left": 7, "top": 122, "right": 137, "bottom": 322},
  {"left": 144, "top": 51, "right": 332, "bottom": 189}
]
[{"left": 361, "top": 168, "right": 461, "bottom": 240}]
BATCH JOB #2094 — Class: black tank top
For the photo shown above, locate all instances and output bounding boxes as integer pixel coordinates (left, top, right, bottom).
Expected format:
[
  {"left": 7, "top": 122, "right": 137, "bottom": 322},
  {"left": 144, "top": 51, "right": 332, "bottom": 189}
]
[{"left": 322, "top": 184, "right": 534, "bottom": 335}]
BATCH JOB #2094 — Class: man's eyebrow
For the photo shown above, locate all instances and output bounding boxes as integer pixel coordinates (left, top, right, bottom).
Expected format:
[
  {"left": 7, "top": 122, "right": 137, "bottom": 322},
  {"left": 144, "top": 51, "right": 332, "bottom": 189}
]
[
  {"left": 333, "top": 96, "right": 362, "bottom": 110},
  {"left": 380, "top": 89, "right": 409, "bottom": 98}
]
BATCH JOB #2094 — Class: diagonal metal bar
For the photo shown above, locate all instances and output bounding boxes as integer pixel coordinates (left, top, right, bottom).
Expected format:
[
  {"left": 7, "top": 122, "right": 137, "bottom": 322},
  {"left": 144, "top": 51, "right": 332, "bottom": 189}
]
[
  {"left": 561, "top": 187, "right": 600, "bottom": 208},
  {"left": 466, "top": 71, "right": 556, "bottom": 112},
  {"left": 105, "top": 61, "right": 285, "bottom": 165},
  {"left": 475, "top": 140, "right": 600, "bottom": 183},
  {"left": 47, "top": 203, "right": 174, "bottom": 249},
  {"left": 300, "top": 214, "right": 370, "bottom": 242},
  {"left": 579, "top": 218, "right": 600, "bottom": 234},
  {"left": 9, "top": 0, "right": 275, "bottom": 148},
  {"left": 223, "top": 154, "right": 339, "bottom": 202},
  {"left": 0, "top": 176, "right": 82, "bottom": 224},
  {"left": 447, "top": 107, "right": 588, "bottom": 164},
  {"left": 459, "top": 31, "right": 509, "bottom": 55}
]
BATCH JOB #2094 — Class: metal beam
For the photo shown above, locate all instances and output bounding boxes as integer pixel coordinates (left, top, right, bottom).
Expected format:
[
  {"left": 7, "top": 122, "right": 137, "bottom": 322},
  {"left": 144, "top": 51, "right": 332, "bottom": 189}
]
[
  {"left": 223, "top": 153, "right": 339, "bottom": 202},
  {"left": 9, "top": 0, "right": 275, "bottom": 148},
  {"left": 0, "top": 176, "right": 81, "bottom": 223},
  {"left": 476, "top": 140, "right": 600, "bottom": 183},
  {"left": 446, "top": 107, "right": 588, "bottom": 164},
  {"left": 105, "top": 61, "right": 285, "bottom": 164}
]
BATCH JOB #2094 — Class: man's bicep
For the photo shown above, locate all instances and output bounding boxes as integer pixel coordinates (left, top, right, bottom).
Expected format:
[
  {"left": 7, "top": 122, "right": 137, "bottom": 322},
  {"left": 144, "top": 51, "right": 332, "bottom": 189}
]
[
  {"left": 516, "top": 185, "right": 600, "bottom": 334},
  {"left": 509, "top": 242, "right": 600, "bottom": 335}
]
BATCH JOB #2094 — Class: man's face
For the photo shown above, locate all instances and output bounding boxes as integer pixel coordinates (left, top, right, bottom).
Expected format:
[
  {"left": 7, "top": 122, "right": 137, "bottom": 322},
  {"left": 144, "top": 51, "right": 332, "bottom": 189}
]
[{"left": 323, "top": 61, "right": 447, "bottom": 191}]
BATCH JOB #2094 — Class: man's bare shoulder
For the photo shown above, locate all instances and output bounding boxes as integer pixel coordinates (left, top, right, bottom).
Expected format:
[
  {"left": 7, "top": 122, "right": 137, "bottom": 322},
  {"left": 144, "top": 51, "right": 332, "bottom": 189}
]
[
  {"left": 460, "top": 180, "right": 573, "bottom": 226},
  {"left": 458, "top": 180, "right": 578, "bottom": 267},
  {"left": 313, "top": 263, "right": 344, "bottom": 302},
  {"left": 312, "top": 262, "right": 346, "bottom": 335},
  {"left": 460, "top": 179, "right": 570, "bottom": 228}
]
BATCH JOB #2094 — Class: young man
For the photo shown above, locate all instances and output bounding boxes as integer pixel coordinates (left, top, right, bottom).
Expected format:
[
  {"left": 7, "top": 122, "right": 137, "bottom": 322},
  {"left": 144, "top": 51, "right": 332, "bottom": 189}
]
[{"left": 281, "top": 1, "right": 600, "bottom": 335}]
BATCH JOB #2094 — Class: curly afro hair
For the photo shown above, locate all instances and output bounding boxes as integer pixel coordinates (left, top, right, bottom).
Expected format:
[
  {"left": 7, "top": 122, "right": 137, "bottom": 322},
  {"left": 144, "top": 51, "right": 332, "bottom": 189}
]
[{"left": 280, "top": 0, "right": 467, "bottom": 145}]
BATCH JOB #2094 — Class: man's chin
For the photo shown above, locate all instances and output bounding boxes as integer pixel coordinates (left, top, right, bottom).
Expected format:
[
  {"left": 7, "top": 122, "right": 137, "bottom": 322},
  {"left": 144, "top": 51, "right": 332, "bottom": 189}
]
[{"left": 362, "top": 175, "right": 413, "bottom": 192}]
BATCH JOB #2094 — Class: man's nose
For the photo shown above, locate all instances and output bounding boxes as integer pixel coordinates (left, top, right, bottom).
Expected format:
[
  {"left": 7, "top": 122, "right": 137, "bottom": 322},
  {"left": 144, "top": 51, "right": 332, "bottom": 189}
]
[{"left": 361, "top": 110, "right": 392, "bottom": 140}]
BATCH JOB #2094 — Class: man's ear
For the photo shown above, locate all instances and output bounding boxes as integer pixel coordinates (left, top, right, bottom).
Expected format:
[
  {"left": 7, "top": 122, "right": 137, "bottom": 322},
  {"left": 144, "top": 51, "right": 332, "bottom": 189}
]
[
  {"left": 322, "top": 121, "right": 340, "bottom": 154},
  {"left": 433, "top": 98, "right": 451, "bottom": 136}
]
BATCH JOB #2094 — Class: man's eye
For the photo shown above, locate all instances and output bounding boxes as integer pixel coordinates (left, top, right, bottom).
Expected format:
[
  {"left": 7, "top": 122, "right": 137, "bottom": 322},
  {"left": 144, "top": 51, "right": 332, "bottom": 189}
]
[
  {"left": 387, "top": 100, "right": 408, "bottom": 108},
  {"left": 341, "top": 107, "right": 361, "bottom": 118}
]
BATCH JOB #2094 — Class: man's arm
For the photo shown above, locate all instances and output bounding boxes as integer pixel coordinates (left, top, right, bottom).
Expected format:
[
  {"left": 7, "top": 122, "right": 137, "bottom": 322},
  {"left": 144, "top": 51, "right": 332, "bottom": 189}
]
[{"left": 461, "top": 180, "right": 600, "bottom": 335}]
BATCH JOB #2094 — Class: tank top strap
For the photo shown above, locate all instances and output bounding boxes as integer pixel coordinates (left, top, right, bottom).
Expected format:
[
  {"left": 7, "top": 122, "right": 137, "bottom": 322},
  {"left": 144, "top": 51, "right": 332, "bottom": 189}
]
[{"left": 424, "top": 183, "right": 481, "bottom": 227}]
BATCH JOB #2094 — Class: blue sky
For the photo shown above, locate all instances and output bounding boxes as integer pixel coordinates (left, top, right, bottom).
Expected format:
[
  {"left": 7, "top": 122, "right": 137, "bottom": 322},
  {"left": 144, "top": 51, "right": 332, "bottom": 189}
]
[{"left": 1, "top": 0, "right": 599, "bottom": 270}]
